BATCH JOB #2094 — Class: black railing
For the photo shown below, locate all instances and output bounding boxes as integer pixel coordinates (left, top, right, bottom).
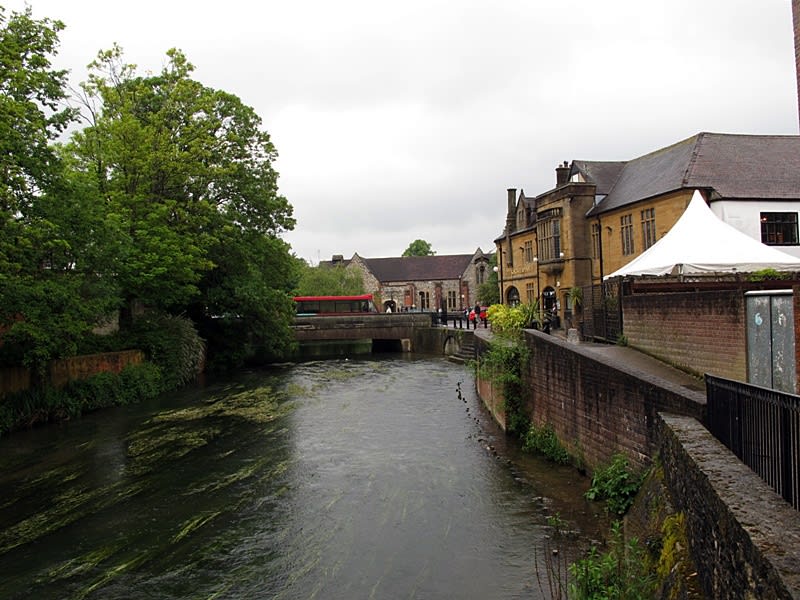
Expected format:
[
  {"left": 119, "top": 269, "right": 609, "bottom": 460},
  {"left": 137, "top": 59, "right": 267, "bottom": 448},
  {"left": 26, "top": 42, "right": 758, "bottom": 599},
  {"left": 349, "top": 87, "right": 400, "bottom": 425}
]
[{"left": 706, "top": 374, "right": 800, "bottom": 510}]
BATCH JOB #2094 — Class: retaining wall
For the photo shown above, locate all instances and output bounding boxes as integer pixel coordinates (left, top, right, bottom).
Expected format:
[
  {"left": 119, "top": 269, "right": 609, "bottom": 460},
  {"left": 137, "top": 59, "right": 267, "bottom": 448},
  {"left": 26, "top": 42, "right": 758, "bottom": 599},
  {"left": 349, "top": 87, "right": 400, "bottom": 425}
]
[
  {"left": 474, "top": 332, "right": 800, "bottom": 597},
  {"left": 476, "top": 330, "right": 706, "bottom": 470},
  {"left": 658, "top": 414, "right": 800, "bottom": 599}
]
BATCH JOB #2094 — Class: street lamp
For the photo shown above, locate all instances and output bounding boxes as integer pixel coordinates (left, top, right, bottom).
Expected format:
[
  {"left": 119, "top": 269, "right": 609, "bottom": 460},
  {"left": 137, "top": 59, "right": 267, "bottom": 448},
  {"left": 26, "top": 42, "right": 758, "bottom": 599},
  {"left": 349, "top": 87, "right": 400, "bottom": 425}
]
[{"left": 493, "top": 265, "right": 502, "bottom": 305}]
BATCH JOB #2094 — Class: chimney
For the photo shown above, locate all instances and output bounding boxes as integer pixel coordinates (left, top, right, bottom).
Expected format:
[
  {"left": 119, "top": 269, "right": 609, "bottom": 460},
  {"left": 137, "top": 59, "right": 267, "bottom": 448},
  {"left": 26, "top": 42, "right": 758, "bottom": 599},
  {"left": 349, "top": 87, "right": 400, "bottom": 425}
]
[
  {"left": 555, "top": 161, "right": 570, "bottom": 187},
  {"left": 506, "top": 188, "right": 517, "bottom": 233},
  {"left": 794, "top": 0, "right": 800, "bottom": 128}
]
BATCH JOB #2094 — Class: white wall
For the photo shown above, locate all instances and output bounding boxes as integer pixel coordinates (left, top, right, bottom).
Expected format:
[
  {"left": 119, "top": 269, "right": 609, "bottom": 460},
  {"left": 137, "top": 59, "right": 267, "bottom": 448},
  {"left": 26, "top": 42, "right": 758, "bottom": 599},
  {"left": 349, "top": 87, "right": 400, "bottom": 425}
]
[{"left": 710, "top": 200, "right": 800, "bottom": 258}]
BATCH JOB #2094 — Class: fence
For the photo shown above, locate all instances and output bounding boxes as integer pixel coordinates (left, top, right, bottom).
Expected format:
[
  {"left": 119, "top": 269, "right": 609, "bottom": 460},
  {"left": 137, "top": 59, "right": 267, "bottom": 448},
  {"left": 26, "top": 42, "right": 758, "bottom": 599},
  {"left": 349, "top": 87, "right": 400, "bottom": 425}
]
[{"left": 706, "top": 374, "right": 800, "bottom": 511}]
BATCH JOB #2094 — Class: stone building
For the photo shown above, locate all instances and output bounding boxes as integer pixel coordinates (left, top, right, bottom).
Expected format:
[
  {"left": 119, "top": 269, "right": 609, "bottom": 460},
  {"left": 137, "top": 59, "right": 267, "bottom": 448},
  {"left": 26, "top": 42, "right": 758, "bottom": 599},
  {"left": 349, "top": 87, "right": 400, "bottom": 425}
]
[
  {"left": 496, "top": 132, "right": 800, "bottom": 320},
  {"left": 327, "top": 249, "right": 493, "bottom": 312}
]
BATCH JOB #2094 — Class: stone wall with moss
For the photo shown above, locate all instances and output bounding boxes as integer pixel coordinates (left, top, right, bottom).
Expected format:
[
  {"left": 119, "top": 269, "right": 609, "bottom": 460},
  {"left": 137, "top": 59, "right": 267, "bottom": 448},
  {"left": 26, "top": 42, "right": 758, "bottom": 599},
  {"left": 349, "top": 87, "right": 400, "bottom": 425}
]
[{"left": 657, "top": 414, "right": 800, "bottom": 599}]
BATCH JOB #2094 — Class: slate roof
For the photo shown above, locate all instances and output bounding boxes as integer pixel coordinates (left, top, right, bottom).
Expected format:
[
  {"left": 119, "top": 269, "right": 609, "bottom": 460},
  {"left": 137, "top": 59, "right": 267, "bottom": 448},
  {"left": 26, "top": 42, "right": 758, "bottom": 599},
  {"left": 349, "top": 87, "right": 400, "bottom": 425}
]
[
  {"left": 362, "top": 254, "right": 475, "bottom": 282},
  {"left": 571, "top": 160, "right": 626, "bottom": 195},
  {"left": 585, "top": 132, "right": 800, "bottom": 216}
]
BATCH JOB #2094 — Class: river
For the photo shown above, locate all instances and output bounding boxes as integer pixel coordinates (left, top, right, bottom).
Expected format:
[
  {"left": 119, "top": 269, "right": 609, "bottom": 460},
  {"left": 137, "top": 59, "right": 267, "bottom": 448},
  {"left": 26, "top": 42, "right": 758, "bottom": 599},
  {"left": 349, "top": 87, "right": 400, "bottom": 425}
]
[{"left": 0, "top": 356, "right": 608, "bottom": 599}]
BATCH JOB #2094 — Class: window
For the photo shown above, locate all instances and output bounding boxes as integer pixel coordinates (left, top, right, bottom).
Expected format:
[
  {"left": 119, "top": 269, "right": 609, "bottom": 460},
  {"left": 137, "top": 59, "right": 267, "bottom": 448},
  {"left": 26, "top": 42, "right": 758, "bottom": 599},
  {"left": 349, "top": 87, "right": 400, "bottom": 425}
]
[
  {"left": 419, "top": 291, "right": 430, "bottom": 310},
  {"left": 591, "top": 223, "right": 601, "bottom": 259},
  {"left": 537, "top": 215, "right": 561, "bottom": 260},
  {"left": 760, "top": 212, "right": 798, "bottom": 246},
  {"left": 524, "top": 240, "right": 534, "bottom": 263},
  {"left": 621, "top": 214, "right": 634, "bottom": 255},
  {"left": 447, "top": 290, "right": 457, "bottom": 310},
  {"left": 477, "top": 265, "right": 486, "bottom": 284},
  {"left": 525, "top": 282, "right": 536, "bottom": 304},
  {"left": 641, "top": 208, "right": 656, "bottom": 250}
]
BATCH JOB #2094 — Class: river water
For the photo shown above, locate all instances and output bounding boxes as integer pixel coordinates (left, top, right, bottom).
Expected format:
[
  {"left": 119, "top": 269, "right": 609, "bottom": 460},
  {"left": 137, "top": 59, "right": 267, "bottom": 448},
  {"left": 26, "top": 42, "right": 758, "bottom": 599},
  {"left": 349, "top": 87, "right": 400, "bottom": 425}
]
[{"left": 0, "top": 356, "right": 608, "bottom": 599}]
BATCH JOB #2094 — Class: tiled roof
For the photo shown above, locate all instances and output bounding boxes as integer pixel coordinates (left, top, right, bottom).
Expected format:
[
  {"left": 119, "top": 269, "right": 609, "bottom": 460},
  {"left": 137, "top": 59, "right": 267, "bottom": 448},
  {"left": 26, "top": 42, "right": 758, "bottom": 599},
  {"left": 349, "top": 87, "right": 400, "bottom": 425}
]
[
  {"left": 363, "top": 254, "right": 475, "bottom": 282},
  {"left": 687, "top": 133, "right": 800, "bottom": 199},
  {"left": 571, "top": 160, "right": 626, "bottom": 195},
  {"left": 586, "top": 133, "right": 800, "bottom": 216}
]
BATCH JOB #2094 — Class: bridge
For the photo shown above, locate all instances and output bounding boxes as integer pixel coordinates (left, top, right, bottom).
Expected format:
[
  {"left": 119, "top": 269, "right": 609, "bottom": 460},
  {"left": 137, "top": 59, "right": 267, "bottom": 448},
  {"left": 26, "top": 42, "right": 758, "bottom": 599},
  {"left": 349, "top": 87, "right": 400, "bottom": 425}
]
[{"left": 291, "top": 312, "right": 475, "bottom": 356}]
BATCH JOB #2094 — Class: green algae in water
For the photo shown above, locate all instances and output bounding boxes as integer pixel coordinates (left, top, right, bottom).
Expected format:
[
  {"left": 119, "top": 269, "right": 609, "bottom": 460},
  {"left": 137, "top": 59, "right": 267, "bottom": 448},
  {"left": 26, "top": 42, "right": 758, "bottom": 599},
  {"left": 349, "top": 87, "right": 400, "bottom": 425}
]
[{"left": 172, "top": 510, "right": 222, "bottom": 544}]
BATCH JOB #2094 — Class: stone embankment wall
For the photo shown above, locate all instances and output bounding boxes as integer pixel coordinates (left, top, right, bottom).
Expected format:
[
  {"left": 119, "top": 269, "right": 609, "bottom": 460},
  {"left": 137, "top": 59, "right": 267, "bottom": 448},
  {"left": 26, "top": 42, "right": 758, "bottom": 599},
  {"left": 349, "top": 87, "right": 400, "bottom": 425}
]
[
  {"left": 474, "top": 331, "right": 800, "bottom": 598},
  {"left": 658, "top": 414, "right": 800, "bottom": 600}
]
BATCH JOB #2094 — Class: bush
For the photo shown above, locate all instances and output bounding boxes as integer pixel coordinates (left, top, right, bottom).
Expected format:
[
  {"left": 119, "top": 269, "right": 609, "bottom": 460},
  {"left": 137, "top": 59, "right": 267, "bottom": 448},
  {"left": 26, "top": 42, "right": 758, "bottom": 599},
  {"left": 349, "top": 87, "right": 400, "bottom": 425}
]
[
  {"left": 487, "top": 302, "right": 540, "bottom": 337},
  {"left": 569, "top": 521, "right": 655, "bottom": 599},
  {"left": 585, "top": 454, "right": 644, "bottom": 515},
  {"left": 121, "top": 313, "right": 204, "bottom": 390}
]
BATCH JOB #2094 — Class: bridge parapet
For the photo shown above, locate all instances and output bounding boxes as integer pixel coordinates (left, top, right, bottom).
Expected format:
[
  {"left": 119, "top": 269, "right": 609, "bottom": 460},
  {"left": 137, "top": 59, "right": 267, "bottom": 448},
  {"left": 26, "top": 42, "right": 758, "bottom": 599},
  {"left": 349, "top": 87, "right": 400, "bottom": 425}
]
[{"left": 292, "top": 313, "right": 432, "bottom": 342}]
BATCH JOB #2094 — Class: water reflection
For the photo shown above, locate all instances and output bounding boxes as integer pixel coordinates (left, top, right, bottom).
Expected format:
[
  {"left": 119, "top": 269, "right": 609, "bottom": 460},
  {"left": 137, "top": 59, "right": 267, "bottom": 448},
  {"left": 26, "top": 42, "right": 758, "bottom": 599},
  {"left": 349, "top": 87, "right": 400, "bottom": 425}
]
[{"left": 0, "top": 356, "right": 606, "bottom": 599}]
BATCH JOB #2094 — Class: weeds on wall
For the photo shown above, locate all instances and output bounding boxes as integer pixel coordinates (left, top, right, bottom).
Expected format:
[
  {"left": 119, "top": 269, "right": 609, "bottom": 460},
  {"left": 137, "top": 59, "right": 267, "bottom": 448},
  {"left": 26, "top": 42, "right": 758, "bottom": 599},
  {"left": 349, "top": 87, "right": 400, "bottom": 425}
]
[
  {"left": 474, "top": 338, "right": 530, "bottom": 436},
  {"left": 523, "top": 422, "right": 571, "bottom": 464},
  {"left": 585, "top": 453, "right": 645, "bottom": 516}
]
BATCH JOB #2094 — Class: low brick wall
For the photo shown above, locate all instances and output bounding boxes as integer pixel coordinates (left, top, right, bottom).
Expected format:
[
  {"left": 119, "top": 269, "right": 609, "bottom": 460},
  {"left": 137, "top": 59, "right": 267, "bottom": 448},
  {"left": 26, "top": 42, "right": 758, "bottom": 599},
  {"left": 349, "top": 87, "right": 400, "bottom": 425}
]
[
  {"left": 0, "top": 350, "right": 144, "bottom": 398},
  {"left": 658, "top": 413, "right": 800, "bottom": 599},
  {"left": 623, "top": 289, "right": 747, "bottom": 381}
]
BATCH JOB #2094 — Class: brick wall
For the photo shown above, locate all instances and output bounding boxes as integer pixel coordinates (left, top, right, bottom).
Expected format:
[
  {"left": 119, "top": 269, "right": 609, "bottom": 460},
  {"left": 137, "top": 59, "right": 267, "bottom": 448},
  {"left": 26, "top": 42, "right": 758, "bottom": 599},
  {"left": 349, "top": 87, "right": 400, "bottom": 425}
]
[
  {"left": 794, "top": 0, "right": 800, "bottom": 127},
  {"left": 623, "top": 289, "right": 747, "bottom": 381},
  {"left": 476, "top": 331, "right": 706, "bottom": 471},
  {"left": 0, "top": 350, "right": 144, "bottom": 398}
]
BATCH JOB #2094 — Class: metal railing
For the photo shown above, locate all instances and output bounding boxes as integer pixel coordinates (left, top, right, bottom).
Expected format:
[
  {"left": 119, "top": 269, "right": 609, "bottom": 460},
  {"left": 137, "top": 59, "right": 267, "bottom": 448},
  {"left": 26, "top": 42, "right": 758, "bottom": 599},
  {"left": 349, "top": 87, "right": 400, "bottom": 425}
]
[{"left": 706, "top": 374, "right": 800, "bottom": 510}]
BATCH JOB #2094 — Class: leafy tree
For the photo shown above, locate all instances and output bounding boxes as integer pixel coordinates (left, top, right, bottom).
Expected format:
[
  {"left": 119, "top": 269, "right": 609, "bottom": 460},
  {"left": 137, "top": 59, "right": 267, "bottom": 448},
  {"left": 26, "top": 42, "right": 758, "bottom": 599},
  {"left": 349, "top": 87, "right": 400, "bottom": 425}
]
[
  {"left": 478, "top": 254, "right": 500, "bottom": 305},
  {"left": 402, "top": 239, "right": 435, "bottom": 257},
  {"left": 295, "top": 261, "right": 364, "bottom": 296},
  {"left": 66, "top": 46, "right": 297, "bottom": 365},
  {"left": 0, "top": 7, "right": 115, "bottom": 375}
]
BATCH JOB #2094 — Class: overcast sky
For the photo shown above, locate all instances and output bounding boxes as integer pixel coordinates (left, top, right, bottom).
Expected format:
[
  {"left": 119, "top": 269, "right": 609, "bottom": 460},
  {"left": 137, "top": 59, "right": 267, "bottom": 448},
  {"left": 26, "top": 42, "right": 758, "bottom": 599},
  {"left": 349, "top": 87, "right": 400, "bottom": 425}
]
[{"left": 7, "top": 0, "right": 799, "bottom": 262}]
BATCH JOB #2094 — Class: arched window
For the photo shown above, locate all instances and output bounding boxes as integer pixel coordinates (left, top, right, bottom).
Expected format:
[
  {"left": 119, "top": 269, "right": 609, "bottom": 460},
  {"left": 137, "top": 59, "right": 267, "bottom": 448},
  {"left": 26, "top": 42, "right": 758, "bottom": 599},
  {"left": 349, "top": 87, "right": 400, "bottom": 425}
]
[
  {"left": 477, "top": 264, "right": 486, "bottom": 284},
  {"left": 506, "top": 286, "right": 520, "bottom": 306}
]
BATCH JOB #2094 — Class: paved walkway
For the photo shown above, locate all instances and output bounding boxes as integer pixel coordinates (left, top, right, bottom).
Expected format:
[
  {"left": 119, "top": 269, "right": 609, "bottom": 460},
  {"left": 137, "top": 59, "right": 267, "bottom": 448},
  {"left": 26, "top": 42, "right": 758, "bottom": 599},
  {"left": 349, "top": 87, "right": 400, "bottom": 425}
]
[{"left": 470, "top": 325, "right": 706, "bottom": 394}]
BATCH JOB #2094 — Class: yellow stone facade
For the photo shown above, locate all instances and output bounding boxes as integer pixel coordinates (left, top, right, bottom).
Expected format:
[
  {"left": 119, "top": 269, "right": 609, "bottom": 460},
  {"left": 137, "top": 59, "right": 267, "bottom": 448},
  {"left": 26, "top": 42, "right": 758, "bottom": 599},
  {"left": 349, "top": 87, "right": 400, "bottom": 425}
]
[{"left": 596, "top": 189, "right": 693, "bottom": 277}]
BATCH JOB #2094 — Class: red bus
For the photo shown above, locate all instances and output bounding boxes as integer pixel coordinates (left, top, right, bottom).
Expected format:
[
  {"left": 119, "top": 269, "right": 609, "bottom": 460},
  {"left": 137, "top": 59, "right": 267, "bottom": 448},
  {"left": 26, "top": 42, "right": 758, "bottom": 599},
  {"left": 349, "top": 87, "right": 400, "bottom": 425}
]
[{"left": 293, "top": 294, "right": 378, "bottom": 316}]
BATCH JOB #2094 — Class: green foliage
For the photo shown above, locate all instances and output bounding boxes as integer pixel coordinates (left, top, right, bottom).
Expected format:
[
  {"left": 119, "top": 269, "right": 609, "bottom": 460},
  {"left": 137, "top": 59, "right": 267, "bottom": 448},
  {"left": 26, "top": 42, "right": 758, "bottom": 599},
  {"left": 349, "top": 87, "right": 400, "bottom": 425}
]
[
  {"left": 747, "top": 268, "right": 791, "bottom": 282},
  {"left": 585, "top": 454, "right": 644, "bottom": 516},
  {"left": 486, "top": 301, "right": 539, "bottom": 338},
  {"left": 0, "top": 362, "right": 162, "bottom": 437},
  {"left": 522, "top": 423, "right": 571, "bottom": 464},
  {"left": 1, "top": 36, "right": 297, "bottom": 375},
  {"left": 0, "top": 6, "right": 75, "bottom": 214},
  {"left": 615, "top": 334, "right": 628, "bottom": 347},
  {"left": 568, "top": 286, "right": 583, "bottom": 313},
  {"left": 120, "top": 313, "right": 204, "bottom": 390},
  {"left": 478, "top": 254, "right": 500, "bottom": 305},
  {"left": 569, "top": 521, "right": 656, "bottom": 599},
  {"left": 295, "top": 261, "right": 365, "bottom": 296},
  {"left": 476, "top": 338, "right": 530, "bottom": 436},
  {"left": 0, "top": 7, "right": 114, "bottom": 376},
  {"left": 401, "top": 239, "right": 435, "bottom": 257}
]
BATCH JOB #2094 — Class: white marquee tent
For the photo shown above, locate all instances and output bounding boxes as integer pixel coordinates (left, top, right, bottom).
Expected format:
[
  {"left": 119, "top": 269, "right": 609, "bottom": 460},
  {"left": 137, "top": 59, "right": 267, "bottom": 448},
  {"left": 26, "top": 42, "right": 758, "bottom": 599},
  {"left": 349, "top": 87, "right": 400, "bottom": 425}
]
[{"left": 605, "top": 190, "right": 800, "bottom": 279}]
